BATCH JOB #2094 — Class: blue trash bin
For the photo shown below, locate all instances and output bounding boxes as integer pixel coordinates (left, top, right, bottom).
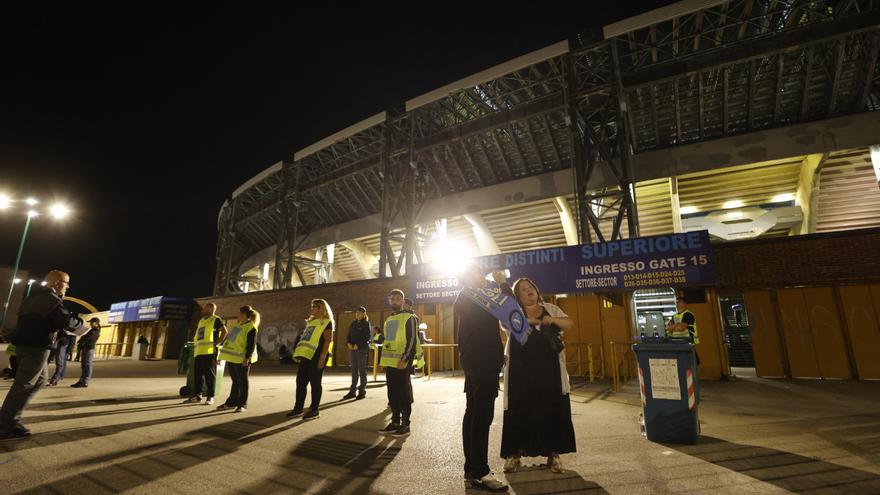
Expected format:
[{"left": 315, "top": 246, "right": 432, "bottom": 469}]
[{"left": 633, "top": 337, "right": 700, "bottom": 444}]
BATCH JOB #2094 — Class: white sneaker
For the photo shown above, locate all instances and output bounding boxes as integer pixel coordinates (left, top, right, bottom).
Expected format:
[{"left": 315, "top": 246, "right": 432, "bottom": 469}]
[
  {"left": 205, "top": 397, "right": 214, "bottom": 405},
  {"left": 467, "top": 473, "right": 508, "bottom": 492}
]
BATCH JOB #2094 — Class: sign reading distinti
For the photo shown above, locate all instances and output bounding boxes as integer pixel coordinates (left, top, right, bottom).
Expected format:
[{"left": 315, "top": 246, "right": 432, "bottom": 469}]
[{"left": 410, "top": 230, "right": 715, "bottom": 303}]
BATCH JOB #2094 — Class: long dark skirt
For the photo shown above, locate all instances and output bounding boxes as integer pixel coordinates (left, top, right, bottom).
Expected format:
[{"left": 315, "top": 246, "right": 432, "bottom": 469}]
[{"left": 501, "top": 325, "right": 576, "bottom": 458}]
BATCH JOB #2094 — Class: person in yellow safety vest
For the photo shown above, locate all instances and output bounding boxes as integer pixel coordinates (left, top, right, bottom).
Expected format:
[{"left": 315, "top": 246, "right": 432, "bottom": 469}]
[
  {"left": 377, "top": 289, "right": 422, "bottom": 438},
  {"left": 287, "top": 299, "right": 334, "bottom": 421},
  {"left": 4, "top": 344, "right": 18, "bottom": 380},
  {"left": 216, "top": 306, "right": 259, "bottom": 413},
  {"left": 666, "top": 296, "right": 701, "bottom": 365},
  {"left": 402, "top": 298, "right": 426, "bottom": 374},
  {"left": 184, "top": 303, "right": 227, "bottom": 405}
]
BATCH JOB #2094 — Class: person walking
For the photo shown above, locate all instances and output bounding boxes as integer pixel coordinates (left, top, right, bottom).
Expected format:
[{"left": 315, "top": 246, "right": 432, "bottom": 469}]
[{"left": 0, "top": 270, "right": 83, "bottom": 440}]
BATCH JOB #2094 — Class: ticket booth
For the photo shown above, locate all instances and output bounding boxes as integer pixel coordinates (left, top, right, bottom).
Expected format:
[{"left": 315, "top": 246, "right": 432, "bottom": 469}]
[{"left": 108, "top": 296, "right": 194, "bottom": 359}]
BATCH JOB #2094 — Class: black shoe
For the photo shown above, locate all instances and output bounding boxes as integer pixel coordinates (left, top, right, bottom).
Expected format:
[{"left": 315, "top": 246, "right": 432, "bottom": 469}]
[
  {"left": 286, "top": 408, "right": 304, "bottom": 418},
  {"left": 216, "top": 403, "right": 233, "bottom": 411},
  {"left": 355, "top": 393, "right": 366, "bottom": 400},
  {"left": 0, "top": 429, "right": 31, "bottom": 441},
  {"left": 47, "top": 380, "right": 58, "bottom": 387},
  {"left": 70, "top": 382, "right": 88, "bottom": 388},
  {"left": 378, "top": 422, "right": 400, "bottom": 434},
  {"left": 303, "top": 410, "right": 320, "bottom": 421},
  {"left": 342, "top": 391, "right": 356, "bottom": 400},
  {"left": 10, "top": 423, "right": 30, "bottom": 436},
  {"left": 392, "top": 425, "right": 410, "bottom": 437}
]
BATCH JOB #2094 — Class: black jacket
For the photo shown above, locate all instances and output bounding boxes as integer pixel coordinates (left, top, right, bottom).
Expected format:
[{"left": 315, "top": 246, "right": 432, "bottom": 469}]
[
  {"left": 10, "top": 286, "right": 83, "bottom": 350},
  {"left": 347, "top": 319, "right": 372, "bottom": 350},
  {"left": 454, "top": 283, "right": 511, "bottom": 376},
  {"left": 79, "top": 325, "right": 102, "bottom": 349}
]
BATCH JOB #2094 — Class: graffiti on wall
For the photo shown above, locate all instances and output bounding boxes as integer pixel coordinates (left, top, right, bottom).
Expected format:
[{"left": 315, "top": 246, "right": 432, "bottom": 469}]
[{"left": 256, "top": 322, "right": 301, "bottom": 359}]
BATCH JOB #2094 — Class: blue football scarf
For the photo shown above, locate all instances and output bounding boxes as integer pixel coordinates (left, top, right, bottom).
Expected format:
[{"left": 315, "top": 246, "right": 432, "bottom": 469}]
[{"left": 460, "top": 286, "right": 531, "bottom": 345}]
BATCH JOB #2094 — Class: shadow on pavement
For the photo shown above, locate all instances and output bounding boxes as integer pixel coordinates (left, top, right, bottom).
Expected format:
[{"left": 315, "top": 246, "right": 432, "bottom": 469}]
[
  {"left": 11, "top": 398, "right": 375, "bottom": 492},
  {"left": 24, "top": 395, "right": 180, "bottom": 411},
  {"left": 501, "top": 465, "right": 610, "bottom": 495},
  {"left": 673, "top": 436, "right": 880, "bottom": 494},
  {"left": 243, "top": 410, "right": 403, "bottom": 494}
]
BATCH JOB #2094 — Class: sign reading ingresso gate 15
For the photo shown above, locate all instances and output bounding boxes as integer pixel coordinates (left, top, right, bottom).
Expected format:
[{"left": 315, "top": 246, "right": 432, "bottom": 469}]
[{"left": 411, "top": 230, "right": 714, "bottom": 303}]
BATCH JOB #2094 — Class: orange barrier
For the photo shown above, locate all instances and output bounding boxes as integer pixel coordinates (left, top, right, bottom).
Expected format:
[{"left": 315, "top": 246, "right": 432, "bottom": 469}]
[
  {"left": 566, "top": 342, "right": 602, "bottom": 383},
  {"left": 610, "top": 341, "right": 636, "bottom": 392}
]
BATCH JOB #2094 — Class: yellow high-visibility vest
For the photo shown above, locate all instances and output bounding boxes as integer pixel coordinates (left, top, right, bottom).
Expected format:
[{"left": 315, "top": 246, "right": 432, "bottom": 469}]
[
  {"left": 194, "top": 316, "right": 220, "bottom": 357},
  {"left": 380, "top": 312, "right": 423, "bottom": 369},
  {"left": 218, "top": 321, "right": 258, "bottom": 364},
  {"left": 670, "top": 310, "right": 700, "bottom": 344},
  {"left": 294, "top": 318, "right": 332, "bottom": 362}
]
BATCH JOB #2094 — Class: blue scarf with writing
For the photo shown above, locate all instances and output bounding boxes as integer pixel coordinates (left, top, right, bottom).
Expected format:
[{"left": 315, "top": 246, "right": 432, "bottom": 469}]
[{"left": 460, "top": 286, "right": 530, "bottom": 345}]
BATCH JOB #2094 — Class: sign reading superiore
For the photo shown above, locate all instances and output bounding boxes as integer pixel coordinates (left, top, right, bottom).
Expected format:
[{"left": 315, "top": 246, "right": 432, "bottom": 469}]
[
  {"left": 411, "top": 230, "right": 714, "bottom": 303},
  {"left": 575, "top": 231, "right": 710, "bottom": 291}
]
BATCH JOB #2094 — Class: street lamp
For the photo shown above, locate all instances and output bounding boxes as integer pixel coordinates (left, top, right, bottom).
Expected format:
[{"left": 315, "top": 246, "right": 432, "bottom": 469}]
[
  {"left": 26, "top": 279, "right": 36, "bottom": 298},
  {"left": 1, "top": 197, "right": 73, "bottom": 329}
]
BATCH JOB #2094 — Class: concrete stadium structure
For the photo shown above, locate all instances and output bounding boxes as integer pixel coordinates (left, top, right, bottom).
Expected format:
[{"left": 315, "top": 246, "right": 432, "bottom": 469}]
[{"left": 210, "top": 0, "right": 880, "bottom": 382}]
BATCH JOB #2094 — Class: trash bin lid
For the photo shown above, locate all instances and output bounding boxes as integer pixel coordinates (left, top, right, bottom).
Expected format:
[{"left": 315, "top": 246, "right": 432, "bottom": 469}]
[{"left": 633, "top": 342, "right": 694, "bottom": 352}]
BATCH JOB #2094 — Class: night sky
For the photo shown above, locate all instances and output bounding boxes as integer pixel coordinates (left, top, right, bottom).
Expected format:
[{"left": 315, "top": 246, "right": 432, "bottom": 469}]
[{"left": 1, "top": 4, "right": 676, "bottom": 310}]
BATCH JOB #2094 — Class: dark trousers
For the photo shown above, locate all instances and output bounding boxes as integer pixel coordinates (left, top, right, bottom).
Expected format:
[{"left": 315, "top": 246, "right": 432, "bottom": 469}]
[
  {"left": 225, "top": 363, "right": 250, "bottom": 407},
  {"left": 0, "top": 346, "right": 50, "bottom": 429},
  {"left": 50, "top": 341, "right": 70, "bottom": 382},
  {"left": 349, "top": 349, "right": 368, "bottom": 395},
  {"left": 79, "top": 348, "right": 95, "bottom": 385},
  {"left": 294, "top": 357, "right": 324, "bottom": 412},
  {"left": 9, "top": 356, "right": 19, "bottom": 378},
  {"left": 463, "top": 374, "right": 498, "bottom": 479},
  {"left": 386, "top": 366, "right": 413, "bottom": 426},
  {"left": 193, "top": 354, "right": 216, "bottom": 397}
]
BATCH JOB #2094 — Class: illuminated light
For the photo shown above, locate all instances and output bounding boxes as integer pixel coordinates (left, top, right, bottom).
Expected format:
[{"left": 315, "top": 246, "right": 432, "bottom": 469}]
[
  {"left": 25, "top": 198, "right": 38, "bottom": 206},
  {"left": 725, "top": 211, "right": 744, "bottom": 220},
  {"left": 49, "top": 203, "right": 71, "bottom": 219},
  {"left": 28, "top": 279, "right": 36, "bottom": 285},
  {"left": 13, "top": 278, "right": 21, "bottom": 284},
  {"left": 0, "top": 194, "right": 11, "bottom": 209},
  {"left": 262, "top": 263, "right": 270, "bottom": 281},
  {"left": 326, "top": 243, "right": 335, "bottom": 264},
  {"left": 679, "top": 206, "right": 698, "bottom": 215},
  {"left": 27, "top": 210, "right": 39, "bottom": 218},
  {"left": 870, "top": 144, "right": 880, "bottom": 182},
  {"left": 723, "top": 200, "right": 744, "bottom": 209},
  {"left": 428, "top": 240, "right": 473, "bottom": 276},
  {"left": 771, "top": 193, "right": 794, "bottom": 203},
  {"left": 40, "top": 281, "right": 48, "bottom": 286}
]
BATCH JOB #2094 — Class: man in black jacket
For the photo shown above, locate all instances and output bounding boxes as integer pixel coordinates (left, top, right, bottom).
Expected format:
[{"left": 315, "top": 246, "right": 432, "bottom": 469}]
[
  {"left": 71, "top": 317, "right": 101, "bottom": 388},
  {"left": 455, "top": 264, "right": 509, "bottom": 493},
  {"left": 343, "top": 307, "right": 371, "bottom": 400},
  {"left": 0, "top": 270, "right": 83, "bottom": 440}
]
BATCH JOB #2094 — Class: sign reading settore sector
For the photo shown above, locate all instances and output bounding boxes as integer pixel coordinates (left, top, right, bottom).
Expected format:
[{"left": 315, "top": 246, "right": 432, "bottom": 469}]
[{"left": 411, "top": 230, "right": 715, "bottom": 303}]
